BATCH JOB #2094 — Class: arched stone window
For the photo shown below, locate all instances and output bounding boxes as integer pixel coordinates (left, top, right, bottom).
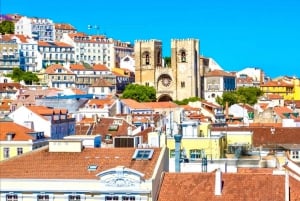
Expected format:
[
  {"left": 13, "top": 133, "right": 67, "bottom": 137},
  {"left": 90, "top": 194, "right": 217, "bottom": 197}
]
[
  {"left": 143, "top": 51, "right": 150, "bottom": 65},
  {"left": 179, "top": 49, "right": 186, "bottom": 62}
]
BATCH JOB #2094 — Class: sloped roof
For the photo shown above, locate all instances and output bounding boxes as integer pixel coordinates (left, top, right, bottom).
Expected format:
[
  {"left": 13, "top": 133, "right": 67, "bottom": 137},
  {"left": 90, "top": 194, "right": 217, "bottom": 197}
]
[
  {"left": 205, "top": 69, "right": 235, "bottom": 77},
  {"left": 45, "top": 64, "right": 74, "bottom": 74},
  {"left": 158, "top": 171, "right": 287, "bottom": 201},
  {"left": 261, "top": 80, "right": 294, "bottom": 87},
  {"left": 0, "top": 146, "right": 162, "bottom": 180},
  {"left": 90, "top": 78, "right": 113, "bottom": 87},
  {"left": 121, "top": 99, "right": 178, "bottom": 110},
  {"left": 0, "top": 121, "right": 33, "bottom": 141}
]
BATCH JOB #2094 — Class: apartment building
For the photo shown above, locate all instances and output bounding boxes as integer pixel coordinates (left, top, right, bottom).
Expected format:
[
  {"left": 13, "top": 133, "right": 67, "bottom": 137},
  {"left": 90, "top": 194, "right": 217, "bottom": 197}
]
[
  {"left": 38, "top": 41, "right": 75, "bottom": 68},
  {"left": 14, "top": 16, "right": 55, "bottom": 41},
  {"left": 61, "top": 33, "right": 133, "bottom": 70},
  {"left": 0, "top": 35, "right": 19, "bottom": 75},
  {"left": 55, "top": 23, "right": 77, "bottom": 41}
]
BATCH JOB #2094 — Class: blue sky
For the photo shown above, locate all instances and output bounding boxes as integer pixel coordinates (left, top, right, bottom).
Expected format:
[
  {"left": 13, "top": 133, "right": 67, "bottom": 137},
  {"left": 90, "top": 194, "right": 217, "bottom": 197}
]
[{"left": 2, "top": 0, "right": 300, "bottom": 78}]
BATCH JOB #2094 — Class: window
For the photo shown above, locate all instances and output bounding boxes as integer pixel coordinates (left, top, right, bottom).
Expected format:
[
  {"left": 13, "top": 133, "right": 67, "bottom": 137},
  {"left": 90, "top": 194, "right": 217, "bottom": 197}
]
[
  {"left": 17, "top": 147, "right": 23, "bottom": 155},
  {"left": 181, "top": 51, "right": 186, "bottom": 62},
  {"left": 4, "top": 147, "right": 9, "bottom": 158},
  {"left": 145, "top": 82, "right": 149, "bottom": 87},
  {"left": 122, "top": 196, "right": 135, "bottom": 201},
  {"left": 132, "top": 149, "right": 154, "bottom": 160},
  {"left": 68, "top": 195, "right": 81, "bottom": 201},
  {"left": 105, "top": 196, "right": 119, "bottom": 201},
  {"left": 37, "top": 194, "right": 49, "bottom": 201},
  {"left": 6, "top": 194, "right": 18, "bottom": 201},
  {"left": 181, "top": 81, "right": 185, "bottom": 88},
  {"left": 157, "top": 51, "right": 161, "bottom": 66},
  {"left": 291, "top": 150, "right": 299, "bottom": 159},
  {"left": 190, "top": 149, "right": 202, "bottom": 160}
]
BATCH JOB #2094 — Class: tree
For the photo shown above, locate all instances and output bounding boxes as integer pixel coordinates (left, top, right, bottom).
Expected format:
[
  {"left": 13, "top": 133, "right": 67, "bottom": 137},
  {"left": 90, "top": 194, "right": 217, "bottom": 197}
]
[
  {"left": 173, "top": 97, "right": 201, "bottom": 105},
  {"left": 121, "top": 84, "right": 156, "bottom": 102},
  {"left": 6, "top": 68, "right": 39, "bottom": 85},
  {"left": 216, "top": 87, "right": 263, "bottom": 107},
  {"left": 0, "top": 20, "right": 14, "bottom": 34}
]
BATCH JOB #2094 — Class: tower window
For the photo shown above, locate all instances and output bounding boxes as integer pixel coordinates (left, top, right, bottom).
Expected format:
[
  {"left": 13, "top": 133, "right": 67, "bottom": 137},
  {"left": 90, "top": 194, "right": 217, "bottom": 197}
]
[
  {"left": 181, "top": 51, "right": 186, "bottom": 62},
  {"left": 157, "top": 51, "right": 161, "bottom": 66},
  {"left": 143, "top": 51, "right": 150, "bottom": 65},
  {"left": 146, "top": 54, "right": 150, "bottom": 65},
  {"left": 181, "top": 81, "right": 185, "bottom": 88}
]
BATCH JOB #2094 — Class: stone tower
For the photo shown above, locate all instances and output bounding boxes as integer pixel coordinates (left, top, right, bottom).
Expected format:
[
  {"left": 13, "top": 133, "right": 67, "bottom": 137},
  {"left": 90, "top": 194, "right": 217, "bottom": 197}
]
[{"left": 134, "top": 38, "right": 200, "bottom": 101}]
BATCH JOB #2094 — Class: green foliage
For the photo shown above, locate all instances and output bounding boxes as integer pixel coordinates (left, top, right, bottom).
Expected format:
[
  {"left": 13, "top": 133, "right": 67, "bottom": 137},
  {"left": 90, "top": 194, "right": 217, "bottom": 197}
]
[
  {"left": 6, "top": 68, "right": 39, "bottom": 85},
  {"left": 121, "top": 84, "right": 156, "bottom": 102},
  {"left": 164, "top": 57, "right": 171, "bottom": 67},
  {"left": 173, "top": 97, "right": 201, "bottom": 105},
  {"left": 0, "top": 20, "right": 14, "bottom": 34},
  {"left": 216, "top": 87, "right": 263, "bottom": 107}
]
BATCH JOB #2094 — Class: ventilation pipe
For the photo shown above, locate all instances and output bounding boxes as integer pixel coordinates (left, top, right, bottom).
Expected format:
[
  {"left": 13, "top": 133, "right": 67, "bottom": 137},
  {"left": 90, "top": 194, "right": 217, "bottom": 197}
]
[{"left": 174, "top": 134, "right": 183, "bottom": 172}]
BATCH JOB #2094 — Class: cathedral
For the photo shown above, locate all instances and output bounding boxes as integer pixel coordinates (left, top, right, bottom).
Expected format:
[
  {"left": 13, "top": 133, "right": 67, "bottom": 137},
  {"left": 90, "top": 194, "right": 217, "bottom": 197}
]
[{"left": 134, "top": 38, "right": 201, "bottom": 102}]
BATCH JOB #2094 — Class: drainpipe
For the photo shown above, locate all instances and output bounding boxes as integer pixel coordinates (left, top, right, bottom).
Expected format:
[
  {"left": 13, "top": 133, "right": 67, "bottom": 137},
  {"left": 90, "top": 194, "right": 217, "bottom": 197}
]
[{"left": 174, "top": 134, "right": 182, "bottom": 172}]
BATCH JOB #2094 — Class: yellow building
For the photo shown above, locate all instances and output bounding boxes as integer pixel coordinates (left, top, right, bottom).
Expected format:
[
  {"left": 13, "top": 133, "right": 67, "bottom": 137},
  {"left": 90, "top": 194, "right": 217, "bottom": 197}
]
[
  {"left": 260, "top": 80, "right": 294, "bottom": 100},
  {"left": 165, "top": 121, "right": 226, "bottom": 162},
  {"left": 0, "top": 120, "right": 48, "bottom": 161}
]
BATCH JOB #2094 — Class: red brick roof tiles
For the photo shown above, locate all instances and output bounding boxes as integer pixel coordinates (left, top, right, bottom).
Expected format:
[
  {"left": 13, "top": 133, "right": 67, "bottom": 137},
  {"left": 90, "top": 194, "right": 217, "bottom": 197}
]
[
  {"left": 0, "top": 122, "right": 33, "bottom": 141},
  {"left": 158, "top": 172, "right": 287, "bottom": 201},
  {"left": 0, "top": 147, "right": 161, "bottom": 180}
]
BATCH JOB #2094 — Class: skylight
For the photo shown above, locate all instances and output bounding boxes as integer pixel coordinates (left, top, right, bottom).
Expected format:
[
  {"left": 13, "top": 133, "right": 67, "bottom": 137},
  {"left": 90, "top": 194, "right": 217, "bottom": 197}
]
[
  {"left": 87, "top": 165, "right": 98, "bottom": 171},
  {"left": 132, "top": 149, "right": 154, "bottom": 160}
]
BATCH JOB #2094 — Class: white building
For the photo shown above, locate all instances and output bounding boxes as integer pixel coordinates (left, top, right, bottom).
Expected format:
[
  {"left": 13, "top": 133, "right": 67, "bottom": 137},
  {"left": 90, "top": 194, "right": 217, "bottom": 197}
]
[
  {"left": 61, "top": 33, "right": 133, "bottom": 70},
  {"left": 8, "top": 105, "right": 76, "bottom": 139},
  {"left": 14, "top": 16, "right": 55, "bottom": 41}
]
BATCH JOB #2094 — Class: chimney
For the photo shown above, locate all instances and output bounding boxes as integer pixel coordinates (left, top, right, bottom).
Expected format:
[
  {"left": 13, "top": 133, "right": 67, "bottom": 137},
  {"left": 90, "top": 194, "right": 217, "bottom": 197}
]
[
  {"left": 174, "top": 134, "right": 183, "bottom": 172},
  {"left": 285, "top": 170, "right": 290, "bottom": 201},
  {"left": 215, "top": 168, "right": 222, "bottom": 196}
]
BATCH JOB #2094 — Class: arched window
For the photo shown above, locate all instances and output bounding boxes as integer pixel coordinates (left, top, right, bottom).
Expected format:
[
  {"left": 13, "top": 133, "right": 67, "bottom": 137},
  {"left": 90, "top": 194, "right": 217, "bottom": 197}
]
[
  {"left": 181, "top": 51, "right": 186, "bottom": 62},
  {"left": 143, "top": 51, "right": 150, "bottom": 65}
]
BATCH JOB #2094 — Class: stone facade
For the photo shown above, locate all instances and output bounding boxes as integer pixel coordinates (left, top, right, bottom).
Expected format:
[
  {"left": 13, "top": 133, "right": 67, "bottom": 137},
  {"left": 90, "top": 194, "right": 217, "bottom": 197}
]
[{"left": 134, "top": 38, "right": 201, "bottom": 101}]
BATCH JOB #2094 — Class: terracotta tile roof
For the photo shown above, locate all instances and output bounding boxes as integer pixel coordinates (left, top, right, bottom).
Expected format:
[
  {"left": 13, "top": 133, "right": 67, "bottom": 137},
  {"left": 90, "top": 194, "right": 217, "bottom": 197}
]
[
  {"left": 121, "top": 99, "right": 178, "bottom": 110},
  {"left": 237, "top": 76, "right": 253, "bottom": 84},
  {"left": 15, "top": 34, "right": 30, "bottom": 43},
  {"left": 85, "top": 98, "right": 115, "bottom": 108},
  {"left": 0, "top": 82, "right": 22, "bottom": 92},
  {"left": 0, "top": 121, "right": 33, "bottom": 141},
  {"left": 69, "top": 64, "right": 86, "bottom": 70},
  {"left": 38, "top": 41, "right": 73, "bottom": 48},
  {"left": 68, "top": 32, "right": 87, "bottom": 38},
  {"left": 261, "top": 80, "right": 294, "bottom": 87},
  {"left": 90, "top": 78, "right": 113, "bottom": 87},
  {"left": 0, "top": 146, "right": 162, "bottom": 179},
  {"left": 205, "top": 69, "right": 236, "bottom": 77},
  {"left": 45, "top": 64, "right": 74, "bottom": 74},
  {"left": 158, "top": 171, "right": 287, "bottom": 201},
  {"left": 267, "top": 94, "right": 283, "bottom": 100},
  {"left": 71, "top": 88, "right": 86, "bottom": 95},
  {"left": 55, "top": 23, "right": 76, "bottom": 30},
  {"left": 27, "top": 105, "right": 67, "bottom": 116},
  {"left": 0, "top": 99, "right": 13, "bottom": 111},
  {"left": 92, "top": 118, "right": 136, "bottom": 137},
  {"left": 93, "top": 64, "right": 110, "bottom": 71}
]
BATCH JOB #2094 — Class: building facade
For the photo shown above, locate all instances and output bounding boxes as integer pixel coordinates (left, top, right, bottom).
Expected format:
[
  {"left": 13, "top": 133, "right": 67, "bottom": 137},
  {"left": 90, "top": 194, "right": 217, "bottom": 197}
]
[{"left": 134, "top": 38, "right": 201, "bottom": 101}]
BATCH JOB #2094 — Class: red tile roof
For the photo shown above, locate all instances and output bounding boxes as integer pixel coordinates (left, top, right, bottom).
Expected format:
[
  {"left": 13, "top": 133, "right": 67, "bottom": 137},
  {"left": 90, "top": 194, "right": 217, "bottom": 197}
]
[
  {"left": 91, "top": 78, "right": 113, "bottom": 87},
  {"left": 205, "top": 69, "right": 235, "bottom": 77},
  {"left": 45, "top": 64, "right": 74, "bottom": 74},
  {"left": 93, "top": 64, "right": 110, "bottom": 71},
  {"left": 261, "top": 80, "right": 294, "bottom": 87},
  {"left": 0, "top": 147, "right": 162, "bottom": 179},
  {"left": 0, "top": 121, "right": 33, "bottom": 141},
  {"left": 158, "top": 171, "right": 286, "bottom": 201}
]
